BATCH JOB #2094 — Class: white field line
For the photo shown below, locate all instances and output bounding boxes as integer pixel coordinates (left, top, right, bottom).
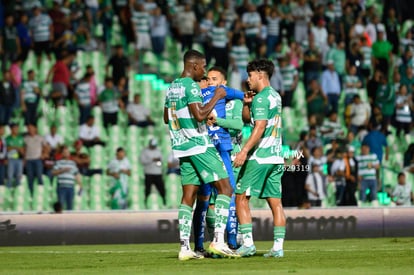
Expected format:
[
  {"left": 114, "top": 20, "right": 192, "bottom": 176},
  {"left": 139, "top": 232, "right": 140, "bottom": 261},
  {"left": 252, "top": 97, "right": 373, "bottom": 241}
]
[{"left": 0, "top": 248, "right": 413, "bottom": 254}]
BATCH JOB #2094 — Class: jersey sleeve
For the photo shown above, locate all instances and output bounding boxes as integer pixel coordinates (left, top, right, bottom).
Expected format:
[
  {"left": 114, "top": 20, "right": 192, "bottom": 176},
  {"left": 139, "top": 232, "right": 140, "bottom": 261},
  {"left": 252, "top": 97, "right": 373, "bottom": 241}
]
[
  {"left": 223, "top": 86, "right": 245, "bottom": 101},
  {"left": 186, "top": 79, "right": 203, "bottom": 104}
]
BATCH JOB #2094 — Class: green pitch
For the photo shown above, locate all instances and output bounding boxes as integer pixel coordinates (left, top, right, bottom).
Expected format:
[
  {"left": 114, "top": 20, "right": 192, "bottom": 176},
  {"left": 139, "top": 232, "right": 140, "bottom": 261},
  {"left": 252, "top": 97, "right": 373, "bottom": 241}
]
[{"left": 0, "top": 238, "right": 413, "bottom": 275}]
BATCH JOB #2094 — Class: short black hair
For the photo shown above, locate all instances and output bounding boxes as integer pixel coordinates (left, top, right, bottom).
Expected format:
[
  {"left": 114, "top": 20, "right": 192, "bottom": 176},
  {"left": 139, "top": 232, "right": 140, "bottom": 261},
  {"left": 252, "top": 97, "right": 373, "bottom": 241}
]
[
  {"left": 183, "top": 49, "right": 205, "bottom": 63},
  {"left": 208, "top": 66, "right": 227, "bottom": 80},
  {"left": 398, "top": 172, "right": 405, "bottom": 178},
  {"left": 247, "top": 59, "right": 274, "bottom": 78},
  {"left": 116, "top": 147, "right": 124, "bottom": 153}
]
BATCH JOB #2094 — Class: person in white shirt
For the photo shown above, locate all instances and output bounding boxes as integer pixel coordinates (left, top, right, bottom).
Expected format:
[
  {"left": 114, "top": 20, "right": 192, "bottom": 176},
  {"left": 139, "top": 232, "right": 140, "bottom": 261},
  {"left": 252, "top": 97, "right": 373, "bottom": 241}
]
[
  {"left": 127, "top": 94, "right": 154, "bottom": 127},
  {"left": 139, "top": 138, "right": 166, "bottom": 208},
  {"left": 44, "top": 124, "right": 63, "bottom": 152},
  {"left": 346, "top": 94, "right": 371, "bottom": 135},
  {"left": 331, "top": 150, "right": 346, "bottom": 206},
  {"left": 392, "top": 172, "right": 413, "bottom": 206},
  {"left": 78, "top": 115, "right": 106, "bottom": 148},
  {"left": 305, "top": 161, "right": 327, "bottom": 207},
  {"left": 107, "top": 147, "right": 131, "bottom": 209}
]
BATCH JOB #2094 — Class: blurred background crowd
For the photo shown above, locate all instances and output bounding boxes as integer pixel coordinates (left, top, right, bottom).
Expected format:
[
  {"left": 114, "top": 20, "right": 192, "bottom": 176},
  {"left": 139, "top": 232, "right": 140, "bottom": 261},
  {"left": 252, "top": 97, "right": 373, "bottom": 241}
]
[{"left": 0, "top": 0, "right": 413, "bottom": 212}]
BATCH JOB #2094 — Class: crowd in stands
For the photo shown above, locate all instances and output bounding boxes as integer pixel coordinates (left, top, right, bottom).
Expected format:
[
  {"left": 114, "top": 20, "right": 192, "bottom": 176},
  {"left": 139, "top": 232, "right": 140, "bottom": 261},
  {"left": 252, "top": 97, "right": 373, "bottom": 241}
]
[{"left": 0, "top": 0, "right": 414, "bottom": 211}]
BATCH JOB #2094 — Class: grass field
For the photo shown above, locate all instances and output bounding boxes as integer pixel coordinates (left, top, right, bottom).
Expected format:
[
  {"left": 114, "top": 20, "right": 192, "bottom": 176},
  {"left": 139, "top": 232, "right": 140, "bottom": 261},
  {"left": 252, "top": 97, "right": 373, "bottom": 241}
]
[{"left": 0, "top": 238, "right": 413, "bottom": 275}]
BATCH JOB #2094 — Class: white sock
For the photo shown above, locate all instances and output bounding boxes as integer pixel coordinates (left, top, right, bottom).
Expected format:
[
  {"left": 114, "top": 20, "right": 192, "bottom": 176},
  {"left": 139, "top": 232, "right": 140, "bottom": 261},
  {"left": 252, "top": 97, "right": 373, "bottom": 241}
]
[
  {"left": 243, "top": 232, "right": 254, "bottom": 247},
  {"left": 180, "top": 239, "right": 191, "bottom": 252},
  {"left": 214, "top": 232, "right": 225, "bottom": 244},
  {"left": 272, "top": 238, "right": 284, "bottom": 251}
]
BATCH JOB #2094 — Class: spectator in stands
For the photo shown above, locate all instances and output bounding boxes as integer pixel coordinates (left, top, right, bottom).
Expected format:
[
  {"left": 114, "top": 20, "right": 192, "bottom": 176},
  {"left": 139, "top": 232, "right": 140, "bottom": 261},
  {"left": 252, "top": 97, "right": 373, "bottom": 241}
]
[
  {"left": 106, "top": 45, "right": 130, "bottom": 88},
  {"left": 150, "top": 6, "right": 168, "bottom": 57},
  {"left": 75, "top": 72, "right": 93, "bottom": 125},
  {"left": 52, "top": 146, "right": 82, "bottom": 211},
  {"left": 78, "top": 115, "right": 106, "bottom": 148},
  {"left": 265, "top": 8, "right": 281, "bottom": 58},
  {"left": 16, "top": 13, "right": 31, "bottom": 63},
  {"left": 9, "top": 58, "right": 23, "bottom": 110},
  {"left": 127, "top": 93, "right": 154, "bottom": 128},
  {"left": 321, "top": 59, "right": 341, "bottom": 113},
  {"left": 320, "top": 111, "right": 344, "bottom": 145},
  {"left": 356, "top": 143, "right": 380, "bottom": 206},
  {"left": 305, "top": 161, "right": 327, "bottom": 207},
  {"left": 362, "top": 123, "right": 389, "bottom": 164},
  {"left": 21, "top": 70, "right": 40, "bottom": 126},
  {"left": 115, "top": 76, "right": 129, "bottom": 108},
  {"left": 176, "top": 3, "right": 197, "bottom": 52},
  {"left": 29, "top": 5, "right": 54, "bottom": 68},
  {"left": 230, "top": 34, "right": 249, "bottom": 90},
  {"left": 345, "top": 94, "right": 371, "bottom": 135},
  {"left": 311, "top": 19, "right": 328, "bottom": 51},
  {"left": 302, "top": 37, "right": 322, "bottom": 87},
  {"left": 305, "top": 126, "right": 323, "bottom": 154},
  {"left": 107, "top": 147, "right": 131, "bottom": 210},
  {"left": 131, "top": 3, "right": 151, "bottom": 63},
  {"left": 372, "top": 25, "right": 393, "bottom": 77},
  {"left": 331, "top": 149, "right": 346, "bottom": 206},
  {"left": 0, "top": 125, "right": 6, "bottom": 186},
  {"left": 197, "top": 10, "right": 214, "bottom": 66},
  {"left": 391, "top": 172, "right": 413, "bottom": 206},
  {"left": 400, "top": 66, "right": 414, "bottom": 95},
  {"left": 49, "top": 0, "right": 66, "bottom": 45},
  {"left": 140, "top": 138, "right": 166, "bottom": 208},
  {"left": 395, "top": 84, "right": 413, "bottom": 138},
  {"left": 210, "top": 18, "right": 230, "bottom": 71},
  {"left": 1, "top": 14, "right": 20, "bottom": 72},
  {"left": 367, "top": 69, "right": 382, "bottom": 107},
  {"left": 375, "top": 72, "right": 395, "bottom": 132},
  {"left": 306, "top": 79, "right": 328, "bottom": 125},
  {"left": 279, "top": 56, "right": 298, "bottom": 108},
  {"left": 24, "top": 124, "right": 47, "bottom": 197},
  {"left": 70, "top": 139, "right": 101, "bottom": 176},
  {"left": 46, "top": 52, "right": 72, "bottom": 106},
  {"left": 343, "top": 65, "right": 362, "bottom": 106},
  {"left": 292, "top": 0, "right": 313, "bottom": 43},
  {"left": 85, "top": 65, "right": 97, "bottom": 106},
  {"left": 242, "top": 4, "right": 261, "bottom": 56},
  {"left": 44, "top": 124, "right": 63, "bottom": 153},
  {"left": 6, "top": 123, "right": 24, "bottom": 189},
  {"left": 0, "top": 71, "right": 16, "bottom": 125},
  {"left": 70, "top": 0, "right": 87, "bottom": 32},
  {"left": 346, "top": 131, "right": 361, "bottom": 155},
  {"left": 343, "top": 145, "right": 358, "bottom": 206},
  {"left": 42, "top": 142, "right": 55, "bottom": 185},
  {"left": 98, "top": 77, "right": 123, "bottom": 129},
  {"left": 346, "top": 40, "right": 364, "bottom": 81},
  {"left": 278, "top": 0, "right": 294, "bottom": 41}
]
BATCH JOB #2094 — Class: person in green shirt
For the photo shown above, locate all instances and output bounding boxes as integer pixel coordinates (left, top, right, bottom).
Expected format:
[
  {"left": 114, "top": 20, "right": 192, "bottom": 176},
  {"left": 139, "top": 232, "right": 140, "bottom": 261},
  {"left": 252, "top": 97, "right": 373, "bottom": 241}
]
[
  {"left": 306, "top": 79, "right": 328, "bottom": 125},
  {"left": 375, "top": 75, "right": 395, "bottom": 131},
  {"left": 6, "top": 124, "right": 24, "bottom": 189},
  {"left": 98, "top": 77, "right": 124, "bottom": 129},
  {"left": 372, "top": 28, "right": 393, "bottom": 77}
]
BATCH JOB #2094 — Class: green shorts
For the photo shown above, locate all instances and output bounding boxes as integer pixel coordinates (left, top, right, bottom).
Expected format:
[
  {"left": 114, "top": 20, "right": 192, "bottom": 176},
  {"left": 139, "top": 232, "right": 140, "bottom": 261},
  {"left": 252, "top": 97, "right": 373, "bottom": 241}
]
[
  {"left": 236, "top": 161, "right": 284, "bottom": 199},
  {"left": 180, "top": 147, "right": 228, "bottom": 186}
]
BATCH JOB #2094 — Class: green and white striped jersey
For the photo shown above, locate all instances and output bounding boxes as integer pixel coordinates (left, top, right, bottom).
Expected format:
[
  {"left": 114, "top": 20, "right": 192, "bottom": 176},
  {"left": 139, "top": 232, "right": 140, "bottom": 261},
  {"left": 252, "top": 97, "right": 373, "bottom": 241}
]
[
  {"left": 53, "top": 159, "right": 79, "bottom": 188},
  {"left": 356, "top": 153, "right": 379, "bottom": 180},
  {"left": 230, "top": 45, "right": 249, "bottom": 70},
  {"left": 164, "top": 77, "right": 212, "bottom": 158},
  {"left": 210, "top": 26, "right": 228, "bottom": 48},
  {"left": 131, "top": 10, "right": 150, "bottom": 34},
  {"left": 395, "top": 95, "right": 412, "bottom": 123},
  {"left": 360, "top": 46, "right": 372, "bottom": 69},
  {"left": 343, "top": 74, "right": 360, "bottom": 95},
  {"left": 249, "top": 86, "right": 284, "bottom": 164},
  {"left": 22, "top": 80, "right": 39, "bottom": 103},
  {"left": 75, "top": 81, "right": 91, "bottom": 106},
  {"left": 28, "top": 14, "right": 52, "bottom": 42},
  {"left": 280, "top": 64, "right": 298, "bottom": 91}
]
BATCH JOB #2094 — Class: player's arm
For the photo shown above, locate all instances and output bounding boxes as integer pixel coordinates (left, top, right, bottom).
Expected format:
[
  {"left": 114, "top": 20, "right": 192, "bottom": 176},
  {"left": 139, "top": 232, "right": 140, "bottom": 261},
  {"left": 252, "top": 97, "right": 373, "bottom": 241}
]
[
  {"left": 189, "top": 87, "right": 226, "bottom": 122},
  {"left": 214, "top": 100, "right": 243, "bottom": 130}
]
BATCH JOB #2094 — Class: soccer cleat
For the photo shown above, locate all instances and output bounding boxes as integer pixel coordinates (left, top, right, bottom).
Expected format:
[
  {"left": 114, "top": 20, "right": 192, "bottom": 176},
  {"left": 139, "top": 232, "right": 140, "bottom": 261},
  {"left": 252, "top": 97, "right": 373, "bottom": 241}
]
[
  {"left": 195, "top": 248, "right": 211, "bottom": 258},
  {"left": 208, "top": 242, "right": 240, "bottom": 258},
  {"left": 263, "top": 249, "right": 284, "bottom": 258},
  {"left": 236, "top": 245, "right": 256, "bottom": 257},
  {"left": 178, "top": 250, "right": 204, "bottom": 261}
]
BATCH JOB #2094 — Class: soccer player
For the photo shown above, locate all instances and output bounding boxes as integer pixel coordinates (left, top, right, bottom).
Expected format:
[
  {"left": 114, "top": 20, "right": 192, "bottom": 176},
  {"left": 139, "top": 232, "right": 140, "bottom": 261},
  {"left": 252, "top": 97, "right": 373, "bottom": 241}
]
[
  {"left": 193, "top": 67, "right": 244, "bottom": 254},
  {"left": 234, "top": 59, "right": 286, "bottom": 258},
  {"left": 163, "top": 50, "right": 238, "bottom": 260}
]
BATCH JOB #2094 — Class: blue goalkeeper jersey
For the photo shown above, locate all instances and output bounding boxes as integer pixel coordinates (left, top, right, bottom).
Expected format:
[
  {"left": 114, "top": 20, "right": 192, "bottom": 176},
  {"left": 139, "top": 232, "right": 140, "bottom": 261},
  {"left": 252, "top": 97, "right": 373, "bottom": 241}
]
[{"left": 201, "top": 85, "right": 244, "bottom": 152}]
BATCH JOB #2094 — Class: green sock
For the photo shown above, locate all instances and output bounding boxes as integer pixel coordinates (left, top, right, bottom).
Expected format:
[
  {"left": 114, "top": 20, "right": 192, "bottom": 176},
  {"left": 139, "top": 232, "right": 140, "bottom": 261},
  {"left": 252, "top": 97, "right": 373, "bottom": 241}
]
[
  {"left": 273, "top": 226, "right": 286, "bottom": 251},
  {"left": 178, "top": 204, "right": 193, "bottom": 250},
  {"left": 214, "top": 194, "right": 231, "bottom": 243},
  {"left": 239, "top": 223, "right": 254, "bottom": 247},
  {"left": 206, "top": 206, "right": 215, "bottom": 241}
]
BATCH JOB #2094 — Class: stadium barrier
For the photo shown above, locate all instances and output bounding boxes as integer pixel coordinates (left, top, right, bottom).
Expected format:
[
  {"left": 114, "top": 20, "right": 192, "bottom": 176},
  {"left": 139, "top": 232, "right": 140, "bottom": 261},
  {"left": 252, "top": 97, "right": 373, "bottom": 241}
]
[{"left": 1, "top": 208, "right": 414, "bottom": 246}]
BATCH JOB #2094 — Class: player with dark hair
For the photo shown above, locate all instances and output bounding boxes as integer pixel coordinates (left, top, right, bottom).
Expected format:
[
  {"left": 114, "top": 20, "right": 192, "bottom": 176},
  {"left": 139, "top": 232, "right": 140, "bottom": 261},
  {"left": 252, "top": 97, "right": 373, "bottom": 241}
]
[
  {"left": 164, "top": 49, "right": 238, "bottom": 260},
  {"left": 234, "top": 59, "right": 286, "bottom": 257}
]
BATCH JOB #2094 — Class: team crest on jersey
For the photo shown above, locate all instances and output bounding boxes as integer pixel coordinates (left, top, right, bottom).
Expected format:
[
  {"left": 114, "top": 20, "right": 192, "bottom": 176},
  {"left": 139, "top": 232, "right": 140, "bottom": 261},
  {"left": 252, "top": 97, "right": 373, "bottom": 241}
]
[{"left": 191, "top": 88, "right": 200, "bottom": 96}]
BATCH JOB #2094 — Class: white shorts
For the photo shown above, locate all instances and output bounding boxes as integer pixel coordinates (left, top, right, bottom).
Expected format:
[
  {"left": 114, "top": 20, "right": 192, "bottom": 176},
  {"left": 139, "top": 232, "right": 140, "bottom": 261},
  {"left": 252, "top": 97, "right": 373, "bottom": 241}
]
[{"left": 136, "top": 33, "right": 152, "bottom": 50}]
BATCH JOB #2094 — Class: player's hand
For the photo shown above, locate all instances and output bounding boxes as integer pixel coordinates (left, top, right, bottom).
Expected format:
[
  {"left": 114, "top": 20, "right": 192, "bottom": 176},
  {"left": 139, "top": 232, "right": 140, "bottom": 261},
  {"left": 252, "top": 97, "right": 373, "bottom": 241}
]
[
  {"left": 234, "top": 149, "right": 248, "bottom": 167},
  {"left": 207, "top": 113, "right": 216, "bottom": 126},
  {"left": 244, "top": 91, "right": 255, "bottom": 104},
  {"left": 215, "top": 87, "right": 227, "bottom": 99}
]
